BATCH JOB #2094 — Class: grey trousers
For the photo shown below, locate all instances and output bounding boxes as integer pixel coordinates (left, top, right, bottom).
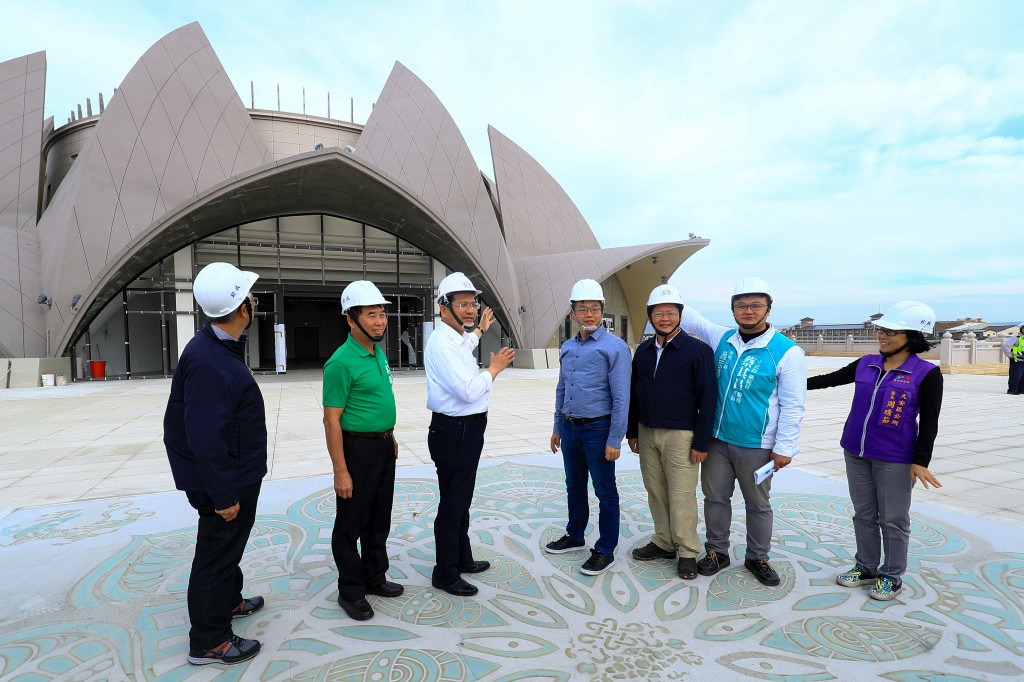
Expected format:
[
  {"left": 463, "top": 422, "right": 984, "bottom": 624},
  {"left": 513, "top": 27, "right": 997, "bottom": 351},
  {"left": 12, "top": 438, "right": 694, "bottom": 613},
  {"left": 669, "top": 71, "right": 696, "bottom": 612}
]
[
  {"left": 701, "top": 438, "right": 774, "bottom": 560},
  {"left": 844, "top": 451, "right": 913, "bottom": 580}
]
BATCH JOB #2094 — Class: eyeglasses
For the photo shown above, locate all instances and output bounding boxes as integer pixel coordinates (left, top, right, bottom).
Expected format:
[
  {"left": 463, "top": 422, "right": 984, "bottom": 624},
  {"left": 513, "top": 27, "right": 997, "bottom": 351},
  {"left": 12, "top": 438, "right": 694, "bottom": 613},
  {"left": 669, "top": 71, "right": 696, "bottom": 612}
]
[
  {"left": 650, "top": 311, "right": 679, "bottom": 320},
  {"left": 249, "top": 296, "right": 258, "bottom": 308},
  {"left": 450, "top": 301, "right": 480, "bottom": 311},
  {"left": 733, "top": 303, "right": 767, "bottom": 312},
  {"left": 873, "top": 326, "right": 905, "bottom": 337},
  {"left": 574, "top": 306, "right": 603, "bottom": 315}
]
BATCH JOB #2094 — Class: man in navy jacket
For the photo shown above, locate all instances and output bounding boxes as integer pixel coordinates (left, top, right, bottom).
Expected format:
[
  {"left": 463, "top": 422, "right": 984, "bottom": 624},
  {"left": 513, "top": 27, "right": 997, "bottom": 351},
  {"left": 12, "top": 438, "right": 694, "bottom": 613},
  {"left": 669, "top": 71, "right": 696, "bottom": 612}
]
[
  {"left": 164, "top": 262, "right": 267, "bottom": 667},
  {"left": 627, "top": 284, "right": 716, "bottom": 580}
]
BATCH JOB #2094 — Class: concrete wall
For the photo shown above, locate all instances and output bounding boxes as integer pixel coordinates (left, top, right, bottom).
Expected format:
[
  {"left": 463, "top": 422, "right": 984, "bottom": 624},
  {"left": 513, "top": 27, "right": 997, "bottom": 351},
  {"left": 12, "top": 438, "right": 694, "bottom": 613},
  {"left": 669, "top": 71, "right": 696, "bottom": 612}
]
[
  {"left": 0, "top": 51, "right": 47, "bottom": 358},
  {"left": 251, "top": 111, "right": 361, "bottom": 160},
  {"left": 41, "top": 117, "right": 98, "bottom": 204}
]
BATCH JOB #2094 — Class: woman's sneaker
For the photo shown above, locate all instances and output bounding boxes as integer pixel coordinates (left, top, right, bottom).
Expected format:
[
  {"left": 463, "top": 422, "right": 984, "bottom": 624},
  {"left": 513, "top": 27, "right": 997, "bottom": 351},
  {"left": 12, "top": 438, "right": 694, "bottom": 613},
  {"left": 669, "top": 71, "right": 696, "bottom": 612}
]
[
  {"left": 188, "top": 634, "right": 261, "bottom": 665},
  {"left": 545, "top": 534, "right": 586, "bottom": 554},
  {"left": 836, "top": 565, "right": 876, "bottom": 588},
  {"left": 869, "top": 576, "right": 903, "bottom": 601}
]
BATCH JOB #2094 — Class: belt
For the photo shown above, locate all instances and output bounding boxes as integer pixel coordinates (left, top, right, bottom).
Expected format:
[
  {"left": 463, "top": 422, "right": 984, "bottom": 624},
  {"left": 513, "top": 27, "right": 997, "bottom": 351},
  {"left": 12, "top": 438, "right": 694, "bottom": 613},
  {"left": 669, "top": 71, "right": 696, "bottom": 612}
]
[
  {"left": 565, "top": 414, "right": 611, "bottom": 425},
  {"left": 343, "top": 429, "right": 395, "bottom": 439},
  {"left": 433, "top": 411, "right": 488, "bottom": 420}
]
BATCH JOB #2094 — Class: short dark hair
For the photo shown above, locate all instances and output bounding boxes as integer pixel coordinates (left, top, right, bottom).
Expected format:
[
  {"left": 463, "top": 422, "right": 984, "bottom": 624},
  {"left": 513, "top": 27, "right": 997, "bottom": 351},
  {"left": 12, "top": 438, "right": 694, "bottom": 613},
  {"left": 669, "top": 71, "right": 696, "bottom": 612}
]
[
  {"left": 345, "top": 305, "right": 363, "bottom": 321},
  {"left": 906, "top": 330, "right": 933, "bottom": 354}
]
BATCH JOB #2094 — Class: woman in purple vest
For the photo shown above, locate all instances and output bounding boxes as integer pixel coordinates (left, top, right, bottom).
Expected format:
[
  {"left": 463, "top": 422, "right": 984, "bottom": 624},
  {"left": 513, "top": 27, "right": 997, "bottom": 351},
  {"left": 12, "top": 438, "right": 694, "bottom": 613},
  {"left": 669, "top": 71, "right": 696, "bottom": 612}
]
[{"left": 807, "top": 301, "right": 943, "bottom": 601}]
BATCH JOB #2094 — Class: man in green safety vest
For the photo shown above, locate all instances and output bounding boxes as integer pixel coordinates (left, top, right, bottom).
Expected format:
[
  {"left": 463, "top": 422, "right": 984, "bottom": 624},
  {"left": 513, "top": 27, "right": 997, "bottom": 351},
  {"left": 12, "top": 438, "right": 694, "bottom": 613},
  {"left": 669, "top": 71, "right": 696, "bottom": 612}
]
[{"left": 1003, "top": 324, "right": 1024, "bottom": 395}]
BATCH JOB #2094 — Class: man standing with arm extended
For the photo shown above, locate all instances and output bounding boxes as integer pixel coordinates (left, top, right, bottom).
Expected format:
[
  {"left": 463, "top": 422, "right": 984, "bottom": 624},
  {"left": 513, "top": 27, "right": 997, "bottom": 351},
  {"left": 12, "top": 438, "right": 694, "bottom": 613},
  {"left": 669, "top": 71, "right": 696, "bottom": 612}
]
[
  {"left": 1003, "top": 324, "right": 1024, "bottom": 395},
  {"left": 425, "top": 272, "right": 515, "bottom": 597},
  {"left": 678, "top": 277, "right": 806, "bottom": 586},
  {"left": 164, "top": 262, "right": 266, "bottom": 667},
  {"left": 322, "top": 281, "right": 404, "bottom": 621},
  {"left": 627, "top": 284, "right": 717, "bottom": 580},
  {"left": 547, "top": 279, "right": 631, "bottom": 575}
]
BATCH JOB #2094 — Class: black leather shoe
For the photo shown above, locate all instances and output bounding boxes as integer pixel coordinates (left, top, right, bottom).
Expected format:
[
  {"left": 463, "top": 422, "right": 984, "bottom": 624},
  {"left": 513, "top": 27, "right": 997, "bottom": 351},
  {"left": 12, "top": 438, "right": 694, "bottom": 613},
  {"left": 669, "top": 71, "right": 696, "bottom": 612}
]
[
  {"left": 338, "top": 597, "right": 374, "bottom": 620},
  {"left": 366, "top": 581, "right": 404, "bottom": 598},
  {"left": 459, "top": 560, "right": 491, "bottom": 574},
  {"left": 744, "top": 558, "right": 781, "bottom": 586},
  {"left": 697, "top": 550, "right": 731, "bottom": 576},
  {"left": 431, "top": 577, "right": 479, "bottom": 596}
]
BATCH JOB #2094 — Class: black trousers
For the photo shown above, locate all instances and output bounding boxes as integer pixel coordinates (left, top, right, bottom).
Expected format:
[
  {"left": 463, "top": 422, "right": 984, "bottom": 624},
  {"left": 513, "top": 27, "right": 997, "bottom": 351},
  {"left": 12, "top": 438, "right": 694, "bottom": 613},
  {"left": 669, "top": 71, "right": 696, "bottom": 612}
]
[
  {"left": 333, "top": 433, "right": 397, "bottom": 601},
  {"left": 185, "top": 481, "right": 261, "bottom": 652},
  {"left": 428, "top": 411, "right": 487, "bottom": 584},
  {"left": 1009, "top": 360, "right": 1024, "bottom": 394}
]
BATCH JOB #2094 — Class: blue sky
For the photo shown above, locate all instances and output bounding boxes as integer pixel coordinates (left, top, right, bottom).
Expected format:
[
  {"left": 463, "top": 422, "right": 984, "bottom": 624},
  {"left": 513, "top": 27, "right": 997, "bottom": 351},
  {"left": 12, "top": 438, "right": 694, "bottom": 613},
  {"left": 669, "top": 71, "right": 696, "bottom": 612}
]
[{"left": 5, "top": 0, "right": 1024, "bottom": 326}]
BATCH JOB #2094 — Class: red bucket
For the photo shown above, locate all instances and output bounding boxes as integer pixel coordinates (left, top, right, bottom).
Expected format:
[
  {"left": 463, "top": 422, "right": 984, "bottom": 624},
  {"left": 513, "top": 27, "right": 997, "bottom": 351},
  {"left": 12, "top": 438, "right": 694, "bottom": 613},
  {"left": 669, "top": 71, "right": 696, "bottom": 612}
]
[{"left": 90, "top": 360, "right": 107, "bottom": 378}]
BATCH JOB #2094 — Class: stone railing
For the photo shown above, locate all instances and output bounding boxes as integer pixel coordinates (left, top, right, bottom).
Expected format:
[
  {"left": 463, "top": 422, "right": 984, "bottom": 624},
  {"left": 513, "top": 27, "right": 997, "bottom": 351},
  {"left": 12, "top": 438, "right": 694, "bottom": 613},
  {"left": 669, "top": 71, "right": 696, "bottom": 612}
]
[
  {"left": 790, "top": 335, "right": 880, "bottom": 355},
  {"left": 939, "top": 331, "right": 1009, "bottom": 372}
]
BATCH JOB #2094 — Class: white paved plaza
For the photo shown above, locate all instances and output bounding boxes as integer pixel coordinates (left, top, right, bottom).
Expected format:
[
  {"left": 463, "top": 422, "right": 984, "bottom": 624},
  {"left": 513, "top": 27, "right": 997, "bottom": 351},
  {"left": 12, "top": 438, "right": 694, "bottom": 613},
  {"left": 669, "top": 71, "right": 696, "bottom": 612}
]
[{"left": 1, "top": 358, "right": 1023, "bottom": 680}]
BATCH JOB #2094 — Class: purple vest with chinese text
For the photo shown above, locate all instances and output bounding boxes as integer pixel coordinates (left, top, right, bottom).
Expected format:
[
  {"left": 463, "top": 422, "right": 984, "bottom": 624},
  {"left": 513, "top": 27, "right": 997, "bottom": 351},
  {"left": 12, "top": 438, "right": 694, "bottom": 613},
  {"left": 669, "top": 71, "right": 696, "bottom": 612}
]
[{"left": 839, "top": 354, "right": 932, "bottom": 463}]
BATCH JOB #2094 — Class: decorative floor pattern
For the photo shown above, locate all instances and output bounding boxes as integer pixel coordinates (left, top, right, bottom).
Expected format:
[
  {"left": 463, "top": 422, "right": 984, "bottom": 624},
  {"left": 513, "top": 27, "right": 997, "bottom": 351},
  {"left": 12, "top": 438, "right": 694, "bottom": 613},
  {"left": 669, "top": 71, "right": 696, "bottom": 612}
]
[{"left": 2, "top": 460, "right": 1023, "bottom": 681}]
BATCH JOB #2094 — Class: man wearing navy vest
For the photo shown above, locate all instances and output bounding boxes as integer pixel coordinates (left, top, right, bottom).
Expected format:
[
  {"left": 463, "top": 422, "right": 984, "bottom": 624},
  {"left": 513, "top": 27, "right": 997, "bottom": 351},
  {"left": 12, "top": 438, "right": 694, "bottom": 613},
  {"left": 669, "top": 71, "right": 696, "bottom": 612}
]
[{"left": 678, "top": 277, "right": 806, "bottom": 586}]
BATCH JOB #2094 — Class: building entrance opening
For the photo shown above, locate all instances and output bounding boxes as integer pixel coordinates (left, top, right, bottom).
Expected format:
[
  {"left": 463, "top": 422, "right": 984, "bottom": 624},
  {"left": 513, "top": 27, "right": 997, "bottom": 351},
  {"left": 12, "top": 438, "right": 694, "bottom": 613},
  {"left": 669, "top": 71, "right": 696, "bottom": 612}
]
[{"left": 284, "top": 295, "right": 349, "bottom": 370}]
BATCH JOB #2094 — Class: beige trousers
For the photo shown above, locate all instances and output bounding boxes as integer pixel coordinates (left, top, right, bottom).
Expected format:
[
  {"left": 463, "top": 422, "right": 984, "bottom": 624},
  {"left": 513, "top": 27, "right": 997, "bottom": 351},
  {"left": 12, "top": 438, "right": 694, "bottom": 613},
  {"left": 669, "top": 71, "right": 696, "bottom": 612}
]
[{"left": 637, "top": 424, "right": 700, "bottom": 558}]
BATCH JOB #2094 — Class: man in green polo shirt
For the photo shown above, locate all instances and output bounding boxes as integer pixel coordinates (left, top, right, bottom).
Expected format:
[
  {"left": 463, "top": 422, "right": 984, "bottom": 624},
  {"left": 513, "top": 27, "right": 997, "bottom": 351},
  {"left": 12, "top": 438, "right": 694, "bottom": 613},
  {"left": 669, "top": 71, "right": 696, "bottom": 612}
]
[{"left": 323, "top": 280, "right": 403, "bottom": 621}]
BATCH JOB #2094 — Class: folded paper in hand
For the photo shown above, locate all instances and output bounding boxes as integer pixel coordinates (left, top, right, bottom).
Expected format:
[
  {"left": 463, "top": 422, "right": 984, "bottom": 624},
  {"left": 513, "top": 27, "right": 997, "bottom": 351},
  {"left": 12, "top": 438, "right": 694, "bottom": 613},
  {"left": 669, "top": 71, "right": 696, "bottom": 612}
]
[{"left": 754, "top": 461, "right": 775, "bottom": 485}]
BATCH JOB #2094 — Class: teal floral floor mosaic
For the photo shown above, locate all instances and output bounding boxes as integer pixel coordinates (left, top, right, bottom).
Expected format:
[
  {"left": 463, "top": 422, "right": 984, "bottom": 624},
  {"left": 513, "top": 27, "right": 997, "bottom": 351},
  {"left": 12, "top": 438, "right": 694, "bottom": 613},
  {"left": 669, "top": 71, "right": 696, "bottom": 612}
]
[{"left": 2, "top": 457, "right": 1023, "bottom": 680}]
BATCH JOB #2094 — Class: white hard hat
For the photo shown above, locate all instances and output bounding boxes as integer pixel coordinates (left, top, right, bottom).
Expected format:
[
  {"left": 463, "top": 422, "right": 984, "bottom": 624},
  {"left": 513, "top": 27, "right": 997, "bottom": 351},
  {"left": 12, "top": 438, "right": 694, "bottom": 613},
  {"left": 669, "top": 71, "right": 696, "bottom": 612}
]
[
  {"left": 437, "top": 272, "right": 481, "bottom": 303},
  {"left": 193, "top": 262, "right": 259, "bottom": 318},
  {"left": 733, "top": 276, "right": 772, "bottom": 299},
  {"left": 647, "top": 283, "right": 685, "bottom": 307},
  {"left": 341, "top": 280, "right": 390, "bottom": 315},
  {"left": 569, "top": 279, "right": 605, "bottom": 303},
  {"left": 875, "top": 300, "right": 936, "bottom": 333}
]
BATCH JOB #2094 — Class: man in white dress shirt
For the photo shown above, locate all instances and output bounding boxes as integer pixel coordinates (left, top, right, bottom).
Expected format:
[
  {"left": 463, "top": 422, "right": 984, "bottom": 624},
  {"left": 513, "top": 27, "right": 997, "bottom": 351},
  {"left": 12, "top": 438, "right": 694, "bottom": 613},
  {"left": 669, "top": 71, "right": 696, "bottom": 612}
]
[{"left": 425, "top": 272, "right": 515, "bottom": 597}]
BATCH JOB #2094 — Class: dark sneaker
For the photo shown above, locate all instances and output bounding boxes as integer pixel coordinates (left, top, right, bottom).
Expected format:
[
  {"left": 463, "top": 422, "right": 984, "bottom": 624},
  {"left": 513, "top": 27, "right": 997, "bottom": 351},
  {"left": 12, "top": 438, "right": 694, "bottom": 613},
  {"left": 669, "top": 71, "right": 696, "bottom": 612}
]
[
  {"left": 631, "top": 542, "right": 675, "bottom": 562},
  {"left": 744, "top": 558, "right": 781, "bottom": 586},
  {"left": 697, "top": 550, "right": 731, "bottom": 576},
  {"left": 869, "top": 576, "right": 903, "bottom": 601},
  {"left": 366, "top": 581, "right": 404, "bottom": 598},
  {"left": 459, "top": 560, "right": 491, "bottom": 573},
  {"left": 188, "top": 634, "right": 261, "bottom": 665},
  {"left": 580, "top": 549, "right": 615, "bottom": 575},
  {"left": 677, "top": 557, "right": 698, "bottom": 580},
  {"left": 230, "top": 596, "right": 264, "bottom": 619},
  {"left": 338, "top": 597, "right": 374, "bottom": 620},
  {"left": 836, "top": 565, "right": 876, "bottom": 588},
  {"left": 545, "top": 534, "right": 586, "bottom": 554}
]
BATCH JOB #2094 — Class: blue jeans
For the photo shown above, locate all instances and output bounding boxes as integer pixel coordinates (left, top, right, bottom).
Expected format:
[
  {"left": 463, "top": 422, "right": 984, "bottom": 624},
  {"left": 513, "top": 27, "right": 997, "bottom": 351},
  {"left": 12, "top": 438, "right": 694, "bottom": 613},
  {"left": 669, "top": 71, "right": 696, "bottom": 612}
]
[{"left": 560, "top": 418, "right": 619, "bottom": 555}]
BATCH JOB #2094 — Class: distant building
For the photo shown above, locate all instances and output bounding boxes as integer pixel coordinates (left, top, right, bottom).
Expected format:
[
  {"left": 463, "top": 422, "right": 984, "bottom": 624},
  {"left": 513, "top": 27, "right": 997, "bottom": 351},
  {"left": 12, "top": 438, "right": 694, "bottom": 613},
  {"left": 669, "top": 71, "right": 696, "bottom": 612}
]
[{"left": 782, "top": 317, "right": 877, "bottom": 343}]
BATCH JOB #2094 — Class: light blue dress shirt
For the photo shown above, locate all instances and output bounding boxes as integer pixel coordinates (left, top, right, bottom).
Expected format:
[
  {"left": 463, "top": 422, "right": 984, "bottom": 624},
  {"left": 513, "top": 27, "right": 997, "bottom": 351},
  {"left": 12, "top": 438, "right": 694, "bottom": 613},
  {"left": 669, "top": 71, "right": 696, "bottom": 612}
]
[{"left": 553, "top": 325, "right": 632, "bottom": 448}]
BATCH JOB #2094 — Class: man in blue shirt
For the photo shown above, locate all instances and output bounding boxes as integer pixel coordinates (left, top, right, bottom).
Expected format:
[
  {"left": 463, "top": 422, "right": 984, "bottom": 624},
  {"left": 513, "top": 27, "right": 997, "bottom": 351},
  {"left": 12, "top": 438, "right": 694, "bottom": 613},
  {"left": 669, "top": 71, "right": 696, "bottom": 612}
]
[{"left": 548, "top": 279, "right": 632, "bottom": 575}]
